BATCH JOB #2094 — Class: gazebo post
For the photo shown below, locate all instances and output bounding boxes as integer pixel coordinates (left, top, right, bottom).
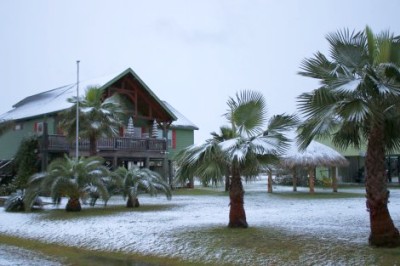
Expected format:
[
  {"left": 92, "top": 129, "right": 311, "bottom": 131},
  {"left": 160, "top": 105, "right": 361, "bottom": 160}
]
[
  {"left": 308, "top": 167, "right": 315, "bottom": 193},
  {"left": 292, "top": 167, "right": 297, "bottom": 192},
  {"left": 331, "top": 166, "right": 338, "bottom": 192},
  {"left": 280, "top": 133, "right": 348, "bottom": 194}
]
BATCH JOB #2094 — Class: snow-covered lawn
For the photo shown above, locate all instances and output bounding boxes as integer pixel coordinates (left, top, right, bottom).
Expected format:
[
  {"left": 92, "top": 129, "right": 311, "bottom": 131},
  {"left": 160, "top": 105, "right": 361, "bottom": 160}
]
[{"left": 1, "top": 178, "right": 400, "bottom": 265}]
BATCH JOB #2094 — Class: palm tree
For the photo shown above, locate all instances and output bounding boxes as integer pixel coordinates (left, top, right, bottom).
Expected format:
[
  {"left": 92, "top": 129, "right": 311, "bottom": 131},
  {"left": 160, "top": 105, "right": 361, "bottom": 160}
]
[
  {"left": 113, "top": 166, "right": 171, "bottom": 208},
  {"left": 25, "top": 155, "right": 111, "bottom": 211},
  {"left": 175, "top": 90, "right": 296, "bottom": 228},
  {"left": 210, "top": 126, "right": 235, "bottom": 191},
  {"left": 297, "top": 26, "right": 400, "bottom": 247},
  {"left": 60, "top": 86, "right": 125, "bottom": 156}
]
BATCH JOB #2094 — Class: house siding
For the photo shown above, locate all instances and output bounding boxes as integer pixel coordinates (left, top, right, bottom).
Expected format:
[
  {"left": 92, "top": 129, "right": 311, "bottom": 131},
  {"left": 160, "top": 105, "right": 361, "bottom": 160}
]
[
  {"left": 168, "top": 128, "right": 194, "bottom": 159},
  {"left": 0, "top": 118, "right": 56, "bottom": 160}
]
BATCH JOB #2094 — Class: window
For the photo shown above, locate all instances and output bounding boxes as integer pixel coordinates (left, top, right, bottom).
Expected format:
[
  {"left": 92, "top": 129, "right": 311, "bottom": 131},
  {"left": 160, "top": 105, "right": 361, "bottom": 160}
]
[
  {"left": 34, "top": 122, "right": 44, "bottom": 135},
  {"left": 14, "top": 123, "right": 23, "bottom": 131}
]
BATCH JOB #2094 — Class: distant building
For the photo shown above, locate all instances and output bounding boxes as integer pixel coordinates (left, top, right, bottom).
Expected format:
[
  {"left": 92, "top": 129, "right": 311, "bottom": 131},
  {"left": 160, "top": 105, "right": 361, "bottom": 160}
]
[
  {"left": 0, "top": 68, "right": 198, "bottom": 183},
  {"left": 317, "top": 138, "right": 400, "bottom": 183}
]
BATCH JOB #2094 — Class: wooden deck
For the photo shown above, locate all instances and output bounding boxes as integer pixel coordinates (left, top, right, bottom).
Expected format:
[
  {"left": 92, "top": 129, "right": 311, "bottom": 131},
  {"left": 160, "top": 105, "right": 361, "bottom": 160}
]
[{"left": 41, "top": 135, "right": 167, "bottom": 157}]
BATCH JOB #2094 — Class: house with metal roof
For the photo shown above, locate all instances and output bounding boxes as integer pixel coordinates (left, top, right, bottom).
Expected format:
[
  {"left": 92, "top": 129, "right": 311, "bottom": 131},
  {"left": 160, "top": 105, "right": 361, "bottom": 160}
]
[{"left": 0, "top": 68, "right": 198, "bottom": 183}]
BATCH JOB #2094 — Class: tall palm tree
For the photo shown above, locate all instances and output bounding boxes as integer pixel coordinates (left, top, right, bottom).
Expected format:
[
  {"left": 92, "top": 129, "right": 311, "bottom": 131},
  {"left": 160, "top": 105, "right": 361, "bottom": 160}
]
[
  {"left": 297, "top": 26, "right": 400, "bottom": 247},
  {"left": 175, "top": 90, "right": 296, "bottom": 228},
  {"left": 60, "top": 86, "right": 125, "bottom": 156},
  {"left": 25, "top": 155, "right": 111, "bottom": 211},
  {"left": 113, "top": 166, "right": 171, "bottom": 208}
]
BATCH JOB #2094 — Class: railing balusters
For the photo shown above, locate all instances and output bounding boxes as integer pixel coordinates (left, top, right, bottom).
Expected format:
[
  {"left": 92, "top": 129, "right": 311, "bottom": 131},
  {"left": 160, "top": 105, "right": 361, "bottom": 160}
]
[{"left": 43, "top": 135, "right": 167, "bottom": 153}]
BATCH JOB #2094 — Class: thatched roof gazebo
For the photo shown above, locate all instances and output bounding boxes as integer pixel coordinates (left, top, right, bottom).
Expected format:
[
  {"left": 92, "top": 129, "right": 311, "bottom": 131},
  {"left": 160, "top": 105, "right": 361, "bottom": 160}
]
[{"left": 279, "top": 137, "right": 349, "bottom": 193}]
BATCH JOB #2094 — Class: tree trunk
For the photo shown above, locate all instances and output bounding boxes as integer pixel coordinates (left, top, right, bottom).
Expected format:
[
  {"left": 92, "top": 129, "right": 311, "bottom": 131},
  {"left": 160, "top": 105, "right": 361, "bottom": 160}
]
[
  {"left": 126, "top": 195, "right": 140, "bottom": 208},
  {"left": 308, "top": 168, "right": 315, "bottom": 193},
  {"left": 224, "top": 171, "right": 230, "bottom": 192},
  {"left": 331, "top": 167, "right": 338, "bottom": 193},
  {"left": 66, "top": 197, "right": 82, "bottom": 212},
  {"left": 228, "top": 165, "right": 248, "bottom": 228},
  {"left": 366, "top": 125, "right": 400, "bottom": 247},
  {"left": 89, "top": 134, "right": 97, "bottom": 156},
  {"left": 267, "top": 170, "right": 273, "bottom": 193},
  {"left": 292, "top": 168, "right": 297, "bottom": 192}
]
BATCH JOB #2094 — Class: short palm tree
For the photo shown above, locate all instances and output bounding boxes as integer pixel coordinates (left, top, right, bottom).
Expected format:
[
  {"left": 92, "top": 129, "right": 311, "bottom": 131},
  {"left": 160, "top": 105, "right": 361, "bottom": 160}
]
[
  {"left": 113, "top": 166, "right": 172, "bottom": 208},
  {"left": 297, "top": 26, "right": 400, "bottom": 247},
  {"left": 59, "top": 86, "right": 125, "bottom": 156},
  {"left": 25, "top": 155, "right": 111, "bottom": 212},
  {"left": 175, "top": 90, "right": 296, "bottom": 228}
]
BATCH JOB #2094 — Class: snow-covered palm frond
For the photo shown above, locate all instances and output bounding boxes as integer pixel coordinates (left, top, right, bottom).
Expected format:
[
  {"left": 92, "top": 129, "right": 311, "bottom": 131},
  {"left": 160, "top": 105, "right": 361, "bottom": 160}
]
[
  {"left": 176, "top": 90, "right": 298, "bottom": 187},
  {"left": 299, "top": 52, "right": 336, "bottom": 81},
  {"left": 298, "top": 26, "right": 400, "bottom": 153},
  {"left": 331, "top": 78, "right": 362, "bottom": 94},
  {"left": 4, "top": 191, "right": 25, "bottom": 212},
  {"left": 24, "top": 155, "right": 111, "bottom": 210},
  {"left": 174, "top": 139, "right": 227, "bottom": 185},
  {"left": 225, "top": 90, "right": 267, "bottom": 136},
  {"left": 114, "top": 166, "right": 171, "bottom": 202},
  {"left": 59, "top": 86, "right": 125, "bottom": 155}
]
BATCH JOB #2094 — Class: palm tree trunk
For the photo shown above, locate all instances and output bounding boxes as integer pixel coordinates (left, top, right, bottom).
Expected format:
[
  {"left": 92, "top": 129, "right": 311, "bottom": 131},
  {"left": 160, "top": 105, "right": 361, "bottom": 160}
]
[
  {"left": 228, "top": 165, "right": 248, "bottom": 228},
  {"left": 292, "top": 168, "right": 297, "bottom": 192},
  {"left": 366, "top": 125, "right": 400, "bottom": 247},
  {"left": 267, "top": 170, "right": 273, "bottom": 193},
  {"left": 89, "top": 135, "right": 97, "bottom": 156},
  {"left": 225, "top": 173, "right": 231, "bottom": 192},
  {"left": 331, "top": 167, "right": 338, "bottom": 193},
  {"left": 308, "top": 168, "right": 315, "bottom": 193},
  {"left": 66, "top": 197, "right": 82, "bottom": 212},
  {"left": 126, "top": 195, "right": 140, "bottom": 208}
]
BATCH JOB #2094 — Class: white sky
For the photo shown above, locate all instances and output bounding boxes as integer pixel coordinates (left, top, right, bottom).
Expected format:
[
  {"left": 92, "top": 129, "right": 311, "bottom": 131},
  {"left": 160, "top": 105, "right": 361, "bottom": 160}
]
[{"left": 1, "top": 0, "right": 399, "bottom": 144}]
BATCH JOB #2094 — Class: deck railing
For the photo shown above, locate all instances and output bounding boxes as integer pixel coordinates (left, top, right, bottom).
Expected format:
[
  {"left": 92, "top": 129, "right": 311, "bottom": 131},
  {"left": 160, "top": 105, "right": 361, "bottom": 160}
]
[{"left": 42, "top": 135, "right": 167, "bottom": 153}]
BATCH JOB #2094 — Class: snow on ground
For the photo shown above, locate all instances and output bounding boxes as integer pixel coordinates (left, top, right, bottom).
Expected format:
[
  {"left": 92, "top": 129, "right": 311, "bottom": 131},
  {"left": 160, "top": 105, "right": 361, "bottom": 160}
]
[
  {"left": 0, "top": 244, "right": 62, "bottom": 266},
  {"left": 1, "top": 178, "right": 400, "bottom": 264}
]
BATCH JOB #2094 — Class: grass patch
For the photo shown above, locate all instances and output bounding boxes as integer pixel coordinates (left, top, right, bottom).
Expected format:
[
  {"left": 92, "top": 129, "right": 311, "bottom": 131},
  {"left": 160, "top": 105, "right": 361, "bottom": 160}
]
[
  {"left": 0, "top": 234, "right": 206, "bottom": 266},
  {"left": 38, "top": 204, "right": 176, "bottom": 221},
  {"left": 268, "top": 191, "right": 363, "bottom": 199},
  {"left": 173, "top": 226, "right": 400, "bottom": 265},
  {"left": 173, "top": 188, "right": 227, "bottom": 196}
]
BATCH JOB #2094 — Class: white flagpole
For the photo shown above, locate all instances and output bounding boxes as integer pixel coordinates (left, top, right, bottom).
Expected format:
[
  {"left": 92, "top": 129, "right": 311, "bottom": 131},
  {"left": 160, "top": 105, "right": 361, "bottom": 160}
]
[{"left": 75, "top": 60, "right": 80, "bottom": 160}]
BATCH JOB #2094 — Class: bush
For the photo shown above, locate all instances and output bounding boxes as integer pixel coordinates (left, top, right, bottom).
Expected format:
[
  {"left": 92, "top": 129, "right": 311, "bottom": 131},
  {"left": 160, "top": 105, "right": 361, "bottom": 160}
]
[
  {"left": 4, "top": 191, "right": 43, "bottom": 212},
  {"left": 0, "top": 182, "right": 17, "bottom": 196},
  {"left": 4, "top": 191, "right": 25, "bottom": 212}
]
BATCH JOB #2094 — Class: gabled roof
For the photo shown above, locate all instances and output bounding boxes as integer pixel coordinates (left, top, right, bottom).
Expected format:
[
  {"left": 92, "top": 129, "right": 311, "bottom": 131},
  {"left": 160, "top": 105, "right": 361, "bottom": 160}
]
[
  {"left": 0, "top": 68, "right": 197, "bottom": 129},
  {"left": 162, "top": 101, "right": 199, "bottom": 130}
]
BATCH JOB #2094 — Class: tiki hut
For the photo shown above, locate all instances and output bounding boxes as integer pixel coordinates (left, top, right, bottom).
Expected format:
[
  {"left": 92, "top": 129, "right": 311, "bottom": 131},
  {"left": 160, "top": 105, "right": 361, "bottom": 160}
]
[{"left": 279, "top": 135, "right": 349, "bottom": 193}]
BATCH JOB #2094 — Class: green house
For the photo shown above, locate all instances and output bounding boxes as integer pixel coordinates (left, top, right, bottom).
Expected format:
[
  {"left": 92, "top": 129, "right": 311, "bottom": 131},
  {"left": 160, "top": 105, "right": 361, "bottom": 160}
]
[
  {"left": 317, "top": 138, "right": 400, "bottom": 183},
  {"left": 0, "top": 68, "right": 198, "bottom": 183}
]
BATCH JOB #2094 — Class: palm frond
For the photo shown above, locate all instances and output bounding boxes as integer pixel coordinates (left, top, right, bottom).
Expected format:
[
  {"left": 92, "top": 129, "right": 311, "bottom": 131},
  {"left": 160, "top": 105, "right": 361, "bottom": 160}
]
[{"left": 226, "top": 90, "right": 267, "bottom": 136}]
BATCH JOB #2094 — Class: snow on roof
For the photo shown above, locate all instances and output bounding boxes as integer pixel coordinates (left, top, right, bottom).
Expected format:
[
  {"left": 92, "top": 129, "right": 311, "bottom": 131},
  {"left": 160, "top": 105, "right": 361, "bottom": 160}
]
[
  {"left": 0, "top": 71, "right": 120, "bottom": 121},
  {"left": 0, "top": 69, "right": 197, "bottom": 130},
  {"left": 281, "top": 131, "right": 349, "bottom": 168},
  {"left": 162, "top": 101, "right": 198, "bottom": 130}
]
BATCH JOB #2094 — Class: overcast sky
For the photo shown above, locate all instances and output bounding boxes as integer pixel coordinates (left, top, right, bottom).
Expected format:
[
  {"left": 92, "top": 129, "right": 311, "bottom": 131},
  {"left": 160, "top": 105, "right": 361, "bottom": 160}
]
[{"left": 1, "top": 0, "right": 399, "bottom": 143}]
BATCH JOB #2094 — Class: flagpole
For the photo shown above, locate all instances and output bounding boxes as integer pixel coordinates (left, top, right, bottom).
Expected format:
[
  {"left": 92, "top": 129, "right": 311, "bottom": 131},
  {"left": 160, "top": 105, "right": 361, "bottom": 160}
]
[{"left": 75, "top": 60, "right": 80, "bottom": 160}]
